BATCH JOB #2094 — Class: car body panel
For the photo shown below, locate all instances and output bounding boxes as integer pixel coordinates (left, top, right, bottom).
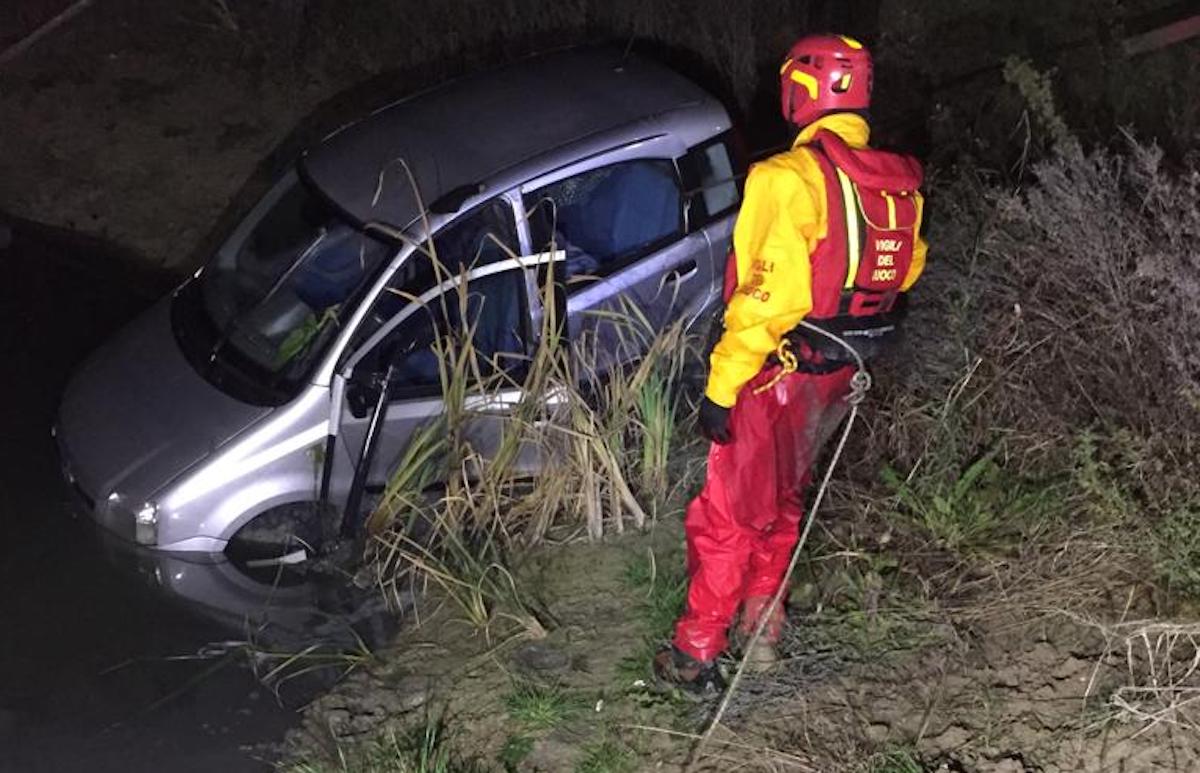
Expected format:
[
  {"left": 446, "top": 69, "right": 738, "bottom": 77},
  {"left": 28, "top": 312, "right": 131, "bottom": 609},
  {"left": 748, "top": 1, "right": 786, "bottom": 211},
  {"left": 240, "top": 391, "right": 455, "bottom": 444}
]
[
  {"left": 301, "top": 48, "right": 715, "bottom": 229},
  {"left": 56, "top": 299, "right": 270, "bottom": 506}
]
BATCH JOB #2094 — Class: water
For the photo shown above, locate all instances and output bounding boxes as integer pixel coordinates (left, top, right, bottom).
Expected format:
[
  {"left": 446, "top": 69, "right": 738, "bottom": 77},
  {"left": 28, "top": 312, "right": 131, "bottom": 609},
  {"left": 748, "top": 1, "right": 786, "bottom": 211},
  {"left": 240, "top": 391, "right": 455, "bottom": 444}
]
[{"left": 0, "top": 220, "right": 391, "bottom": 773}]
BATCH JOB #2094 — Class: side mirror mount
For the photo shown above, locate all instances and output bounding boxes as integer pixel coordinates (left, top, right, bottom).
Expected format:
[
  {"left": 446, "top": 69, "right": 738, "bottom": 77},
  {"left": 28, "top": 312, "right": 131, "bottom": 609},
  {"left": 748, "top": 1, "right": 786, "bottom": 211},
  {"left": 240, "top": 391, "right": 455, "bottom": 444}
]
[{"left": 345, "top": 362, "right": 382, "bottom": 420}]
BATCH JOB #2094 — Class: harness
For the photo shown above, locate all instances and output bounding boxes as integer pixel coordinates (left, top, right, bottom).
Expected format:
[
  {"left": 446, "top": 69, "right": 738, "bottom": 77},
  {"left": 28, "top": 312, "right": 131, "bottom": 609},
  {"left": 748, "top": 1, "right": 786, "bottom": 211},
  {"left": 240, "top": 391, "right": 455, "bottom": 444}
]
[{"left": 776, "top": 130, "right": 924, "bottom": 378}]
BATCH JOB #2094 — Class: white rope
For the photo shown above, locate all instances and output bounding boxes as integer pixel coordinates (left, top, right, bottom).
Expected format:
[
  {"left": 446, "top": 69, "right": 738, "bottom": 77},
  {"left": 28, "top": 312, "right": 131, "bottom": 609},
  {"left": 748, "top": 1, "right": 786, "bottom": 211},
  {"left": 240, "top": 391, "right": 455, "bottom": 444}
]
[{"left": 687, "top": 321, "right": 871, "bottom": 769}]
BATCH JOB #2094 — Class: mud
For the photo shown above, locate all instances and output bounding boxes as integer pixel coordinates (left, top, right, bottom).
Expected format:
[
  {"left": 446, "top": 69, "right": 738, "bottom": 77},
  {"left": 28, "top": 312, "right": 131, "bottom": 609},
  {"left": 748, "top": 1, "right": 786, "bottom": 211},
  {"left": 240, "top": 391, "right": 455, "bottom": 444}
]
[{"left": 282, "top": 521, "right": 1200, "bottom": 772}]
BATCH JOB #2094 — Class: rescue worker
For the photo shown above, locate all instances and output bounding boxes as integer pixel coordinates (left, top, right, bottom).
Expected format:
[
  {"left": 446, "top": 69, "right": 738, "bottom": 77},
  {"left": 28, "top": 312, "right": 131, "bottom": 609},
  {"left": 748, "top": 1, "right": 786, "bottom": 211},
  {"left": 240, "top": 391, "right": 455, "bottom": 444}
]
[{"left": 654, "top": 34, "right": 927, "bottom": 697}]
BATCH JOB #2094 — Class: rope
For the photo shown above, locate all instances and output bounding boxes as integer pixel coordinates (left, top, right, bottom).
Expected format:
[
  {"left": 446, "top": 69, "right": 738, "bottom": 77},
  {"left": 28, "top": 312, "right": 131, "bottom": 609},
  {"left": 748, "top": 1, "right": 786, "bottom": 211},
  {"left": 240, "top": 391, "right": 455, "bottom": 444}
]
[
  {"left": 686, "top": 320, "right": 871, "bottom": 770},
  {"left": 751, "top": 339, "right": 799, "bottom": 396}
]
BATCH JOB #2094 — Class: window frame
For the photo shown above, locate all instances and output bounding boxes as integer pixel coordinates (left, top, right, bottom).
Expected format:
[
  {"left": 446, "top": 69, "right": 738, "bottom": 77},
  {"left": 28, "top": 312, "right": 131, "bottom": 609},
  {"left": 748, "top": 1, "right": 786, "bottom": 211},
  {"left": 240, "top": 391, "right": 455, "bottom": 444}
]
[
  {"left": 340, "top": 253, "right": 562, "bottom": 403},
  {"left": 372, "top": 269, "right": 535, "bottom": 403},
  {"left": 336, "top": 194, "right": 524, "bottom": 370},
  {"left": 678, "top": 130, "right": 746, "bottom": 231},
  {"left": 518, "top": 134, "right": 691, "bottom": 292}
]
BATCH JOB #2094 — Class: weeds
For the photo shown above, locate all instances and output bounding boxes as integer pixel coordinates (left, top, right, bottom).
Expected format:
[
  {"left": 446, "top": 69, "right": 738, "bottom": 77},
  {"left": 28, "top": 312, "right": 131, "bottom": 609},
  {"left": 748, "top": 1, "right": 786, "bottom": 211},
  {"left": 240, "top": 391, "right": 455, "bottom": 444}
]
[
  {"left": 505, "top": 681, "right": 582, "bottom": 731},
  {"left": 575, "top": 738, "right": 636, "bottom": 773},
  {"left": 882, "top": 443, "right": 1060, "bottom": 554},
  {"left": 497, "top": 734, "right": 534, "bottom": 772},
  {"left": 785, "top": 561, "right": 941, "bottom": 665},
  {"left": 634, "top": 366, "right": 675, "bottom": 500},
  {"left": 284, "top": 717, "right": 484, "bottom": 773},
  {"left": 1151, "top": 507, "right": 1200, "bottom": 600},
  {"left": 617, "top": 549, "right": 688, "bottom": 683},
  {"left": 1070, "top": 429, "right": 1140, "bottom": 525},
  {"left": 362, "top": 231, "right": 703, "bottom": 638},
  {"left": 864, "top": 746, "right": 926, "bottom": 773},
  {"left": 374, "top": 512, "right": 546, "bottom": 640},
  {"left": 622, "top": 549, "right": 689, "bottom": 637}
]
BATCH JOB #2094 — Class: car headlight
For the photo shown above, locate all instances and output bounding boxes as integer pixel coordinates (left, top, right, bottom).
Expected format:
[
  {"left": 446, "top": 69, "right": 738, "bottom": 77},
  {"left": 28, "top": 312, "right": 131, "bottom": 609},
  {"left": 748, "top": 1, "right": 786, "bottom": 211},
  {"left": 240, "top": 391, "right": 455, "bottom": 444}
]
[
  {"left": 104, "top": 493, "right": 159, "bottom": 545},
  {"left": 134, "top": 502, "right": 159, "bottom": 546}
]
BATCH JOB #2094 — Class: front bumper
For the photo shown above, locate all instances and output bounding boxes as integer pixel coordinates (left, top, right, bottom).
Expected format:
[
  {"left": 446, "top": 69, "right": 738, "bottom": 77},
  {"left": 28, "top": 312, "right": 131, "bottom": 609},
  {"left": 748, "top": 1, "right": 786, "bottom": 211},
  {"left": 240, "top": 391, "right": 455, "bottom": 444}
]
[
  {"left": 55, "top": 425, "right": 227, "bottom": 552},
  {"left": 60, "top": 457, "right": 137, "bottom": 545}
]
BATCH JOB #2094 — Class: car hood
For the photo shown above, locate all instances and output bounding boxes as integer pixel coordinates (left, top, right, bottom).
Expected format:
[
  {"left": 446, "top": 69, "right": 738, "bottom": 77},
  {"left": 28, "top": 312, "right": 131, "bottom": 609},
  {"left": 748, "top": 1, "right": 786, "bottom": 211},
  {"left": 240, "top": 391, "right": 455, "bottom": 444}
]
[{"left": 57, "top": 297, "right": 271, "bottom": 504}]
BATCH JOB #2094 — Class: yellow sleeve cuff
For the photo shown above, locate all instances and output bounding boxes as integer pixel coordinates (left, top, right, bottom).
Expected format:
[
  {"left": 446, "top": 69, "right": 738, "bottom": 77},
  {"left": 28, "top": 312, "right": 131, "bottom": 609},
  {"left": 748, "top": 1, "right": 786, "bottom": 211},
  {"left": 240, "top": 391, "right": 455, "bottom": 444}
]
[
  {"left": 704, "top": 382, "right": 739, "bottom": 409},
  {"left": 704, "top": 347, "right": 767, "bottom": 408}
]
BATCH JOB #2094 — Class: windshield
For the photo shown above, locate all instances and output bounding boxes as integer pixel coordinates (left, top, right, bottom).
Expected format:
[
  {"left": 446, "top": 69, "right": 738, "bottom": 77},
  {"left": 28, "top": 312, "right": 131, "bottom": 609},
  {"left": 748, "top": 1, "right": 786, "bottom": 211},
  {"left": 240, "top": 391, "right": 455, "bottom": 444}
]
[{"left": 172, "top": 172, "right": 394, "bottom": 405}]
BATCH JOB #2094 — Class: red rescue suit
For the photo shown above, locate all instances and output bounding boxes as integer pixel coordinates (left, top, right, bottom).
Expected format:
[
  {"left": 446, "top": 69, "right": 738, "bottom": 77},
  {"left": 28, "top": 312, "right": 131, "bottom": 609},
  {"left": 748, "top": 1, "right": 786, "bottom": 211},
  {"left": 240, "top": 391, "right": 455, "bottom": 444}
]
[{"left": 673, "top": 115, "right": 926, "bottom": 662}]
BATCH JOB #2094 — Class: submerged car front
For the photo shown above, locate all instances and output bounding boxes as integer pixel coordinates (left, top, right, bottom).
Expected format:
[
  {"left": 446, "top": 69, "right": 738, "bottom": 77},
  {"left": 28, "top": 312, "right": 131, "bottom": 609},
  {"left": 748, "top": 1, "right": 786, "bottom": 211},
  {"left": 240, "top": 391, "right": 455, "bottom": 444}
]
[{"left": 56, "top": 168, "right": 397, "bottom": 552}]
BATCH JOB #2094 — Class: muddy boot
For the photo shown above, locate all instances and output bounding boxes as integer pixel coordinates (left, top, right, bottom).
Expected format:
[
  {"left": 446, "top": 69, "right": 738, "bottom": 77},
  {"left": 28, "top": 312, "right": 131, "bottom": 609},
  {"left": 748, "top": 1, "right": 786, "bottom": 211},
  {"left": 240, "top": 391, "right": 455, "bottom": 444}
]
[
  {"left": 734, "top": 595, "right": 785, "bottom": 673},
  {"left": 652, "top": 645, "right": 726, "bottom": 701}
]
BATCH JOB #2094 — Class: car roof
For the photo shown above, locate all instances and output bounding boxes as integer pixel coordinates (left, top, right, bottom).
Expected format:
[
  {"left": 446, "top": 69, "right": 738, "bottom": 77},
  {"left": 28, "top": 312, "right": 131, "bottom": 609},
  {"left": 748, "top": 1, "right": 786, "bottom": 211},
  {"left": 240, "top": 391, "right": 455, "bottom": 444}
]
[{"left": 299, "top": 46, "right": 723, "bottom": 229}]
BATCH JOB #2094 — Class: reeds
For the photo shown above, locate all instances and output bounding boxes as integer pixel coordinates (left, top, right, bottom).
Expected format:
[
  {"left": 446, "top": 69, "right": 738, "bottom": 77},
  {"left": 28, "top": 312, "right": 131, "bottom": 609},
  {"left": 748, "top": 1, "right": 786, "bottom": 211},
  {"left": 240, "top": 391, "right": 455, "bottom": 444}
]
[{"left": 355, "top": 225, "right": 704, "bottom": 638}]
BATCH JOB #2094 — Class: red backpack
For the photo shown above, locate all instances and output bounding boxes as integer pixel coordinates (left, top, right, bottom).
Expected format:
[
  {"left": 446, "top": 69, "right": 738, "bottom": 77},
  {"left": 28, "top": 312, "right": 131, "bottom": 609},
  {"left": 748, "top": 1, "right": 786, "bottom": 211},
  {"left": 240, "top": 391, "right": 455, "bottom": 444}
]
[
  {"left": 719, "top": 130, "right": 924, "bottom": 369},
  {"left": 792, "top": 129, "right": 924, "bottom": 368}
]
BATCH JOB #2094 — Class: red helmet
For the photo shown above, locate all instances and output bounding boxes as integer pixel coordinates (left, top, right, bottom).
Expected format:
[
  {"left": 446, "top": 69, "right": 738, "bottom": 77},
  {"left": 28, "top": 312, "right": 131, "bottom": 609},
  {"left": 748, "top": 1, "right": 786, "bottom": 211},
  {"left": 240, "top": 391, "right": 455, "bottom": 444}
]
[{"left": 779, "top": 34, "right": 873, "bottom": 127}]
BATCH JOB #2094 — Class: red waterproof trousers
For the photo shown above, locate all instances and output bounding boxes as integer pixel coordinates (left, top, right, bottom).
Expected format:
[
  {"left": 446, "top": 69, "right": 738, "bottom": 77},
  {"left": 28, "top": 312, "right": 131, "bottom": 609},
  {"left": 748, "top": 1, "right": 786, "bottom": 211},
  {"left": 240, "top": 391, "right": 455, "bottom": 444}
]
[{"left": 673, "top": 364, "right": 854, "bottom": 663}]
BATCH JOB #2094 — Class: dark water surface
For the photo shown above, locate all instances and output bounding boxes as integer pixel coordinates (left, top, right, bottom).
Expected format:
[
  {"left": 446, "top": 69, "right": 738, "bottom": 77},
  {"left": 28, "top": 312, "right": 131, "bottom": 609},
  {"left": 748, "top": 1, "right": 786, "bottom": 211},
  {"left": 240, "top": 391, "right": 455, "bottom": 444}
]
[{"left": 0, "top": 221, "right": 383, "bottom": 773}]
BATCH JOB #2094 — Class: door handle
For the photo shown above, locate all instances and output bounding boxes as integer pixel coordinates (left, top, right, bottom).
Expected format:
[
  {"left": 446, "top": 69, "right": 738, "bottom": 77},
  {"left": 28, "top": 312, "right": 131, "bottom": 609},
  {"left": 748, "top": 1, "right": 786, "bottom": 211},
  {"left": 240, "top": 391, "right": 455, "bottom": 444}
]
[{"left": 667, "top": 259, "right": 699, "bottom": 283}]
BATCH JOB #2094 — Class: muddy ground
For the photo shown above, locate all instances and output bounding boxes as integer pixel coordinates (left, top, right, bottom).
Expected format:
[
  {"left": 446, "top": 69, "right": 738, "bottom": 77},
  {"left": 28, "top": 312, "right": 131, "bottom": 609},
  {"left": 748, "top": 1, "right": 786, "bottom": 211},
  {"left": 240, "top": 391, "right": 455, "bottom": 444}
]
[{"left": 279, "top": 511, "right": 1200, "bottom": 772}]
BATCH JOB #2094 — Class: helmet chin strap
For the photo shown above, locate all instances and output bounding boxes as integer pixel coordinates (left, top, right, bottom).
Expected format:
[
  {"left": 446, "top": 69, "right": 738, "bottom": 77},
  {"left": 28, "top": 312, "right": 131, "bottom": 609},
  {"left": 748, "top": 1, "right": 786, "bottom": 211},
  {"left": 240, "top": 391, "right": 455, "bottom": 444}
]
[{"left": 788, "top": 107, "right": 874, "bottom": 133}]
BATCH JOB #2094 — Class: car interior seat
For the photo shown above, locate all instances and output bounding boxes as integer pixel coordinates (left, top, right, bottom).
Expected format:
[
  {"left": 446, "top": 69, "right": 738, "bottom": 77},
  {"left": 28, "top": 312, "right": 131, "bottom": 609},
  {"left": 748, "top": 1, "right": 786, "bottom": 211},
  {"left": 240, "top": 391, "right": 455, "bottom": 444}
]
[
  {"left": 558, "top": 163, "right": 680, "bottom": 266},
  {"left": 292, "top": 230, "right": 374, "bottom": 312}
]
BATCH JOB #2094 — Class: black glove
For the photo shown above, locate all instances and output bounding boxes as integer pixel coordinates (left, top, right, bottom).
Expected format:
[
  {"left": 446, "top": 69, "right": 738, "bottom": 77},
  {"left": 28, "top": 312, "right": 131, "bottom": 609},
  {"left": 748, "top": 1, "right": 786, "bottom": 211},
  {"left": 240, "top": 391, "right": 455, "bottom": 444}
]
[{"left": 698, "top": 397, "right": 732, "bottom": 445}]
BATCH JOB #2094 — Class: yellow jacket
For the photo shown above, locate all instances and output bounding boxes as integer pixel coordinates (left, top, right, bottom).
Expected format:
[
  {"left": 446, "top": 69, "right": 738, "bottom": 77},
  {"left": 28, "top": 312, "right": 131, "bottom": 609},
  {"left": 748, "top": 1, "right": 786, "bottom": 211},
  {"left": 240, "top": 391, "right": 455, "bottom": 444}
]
[{"left": 705, "top": 113, "right": 928, "bottom": 407}]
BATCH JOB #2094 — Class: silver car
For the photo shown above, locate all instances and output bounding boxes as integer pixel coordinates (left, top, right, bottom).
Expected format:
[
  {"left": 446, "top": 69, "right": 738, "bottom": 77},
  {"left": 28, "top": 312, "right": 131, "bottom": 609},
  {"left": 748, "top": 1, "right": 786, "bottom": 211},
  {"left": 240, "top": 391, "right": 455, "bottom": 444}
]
[{"left": 55, "top": 47, "right": 742, "bottom": 564}]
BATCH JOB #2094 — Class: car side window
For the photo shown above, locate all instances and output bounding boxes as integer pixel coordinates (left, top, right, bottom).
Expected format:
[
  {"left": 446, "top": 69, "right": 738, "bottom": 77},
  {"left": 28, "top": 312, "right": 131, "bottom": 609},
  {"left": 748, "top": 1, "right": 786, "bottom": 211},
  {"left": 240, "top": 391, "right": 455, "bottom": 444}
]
[
  {"left": 678, "top": 134, "right": 742, "bottom": 228},
  {"left": 349, "top": 198, "right": 520, "bottom": 352},
  {"left": 432, "top": 198, "right": 519, "bottom": 270},
  {"left": 524, "top": 159, "right": 684, "bottom": 288},
  {"left": 352, "top": 269, "right": 530, "bottom": 400}
]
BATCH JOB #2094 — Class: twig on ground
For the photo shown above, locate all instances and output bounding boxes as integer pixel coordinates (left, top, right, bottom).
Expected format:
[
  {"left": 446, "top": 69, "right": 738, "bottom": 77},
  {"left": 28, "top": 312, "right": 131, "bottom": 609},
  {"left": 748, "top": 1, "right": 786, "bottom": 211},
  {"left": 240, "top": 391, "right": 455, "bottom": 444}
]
[{"left": 625, "top": 724, "right": 817, "bottom": 770}]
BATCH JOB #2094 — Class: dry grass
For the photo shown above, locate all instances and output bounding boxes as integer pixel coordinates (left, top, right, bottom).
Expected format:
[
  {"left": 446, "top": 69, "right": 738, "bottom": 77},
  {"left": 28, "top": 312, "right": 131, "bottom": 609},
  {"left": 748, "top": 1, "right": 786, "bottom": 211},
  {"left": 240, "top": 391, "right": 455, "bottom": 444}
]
[
  {"left": 1107, "top": 621, "right": 1200, "bottom": 734},
  {"left": 350, "top": 216, "right": 706, "bottom": 639}
]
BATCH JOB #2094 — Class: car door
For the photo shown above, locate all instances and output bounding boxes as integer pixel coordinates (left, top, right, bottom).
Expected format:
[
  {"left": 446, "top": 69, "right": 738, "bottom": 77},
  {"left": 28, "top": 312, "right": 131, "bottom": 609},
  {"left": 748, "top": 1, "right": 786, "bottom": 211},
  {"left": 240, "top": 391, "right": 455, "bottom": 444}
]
[
  {"left": 329, "top": 198, "right": 542, "bottom": 502},
  {"left": 521, "top": 138, "right": 716, "bottom": 368}
]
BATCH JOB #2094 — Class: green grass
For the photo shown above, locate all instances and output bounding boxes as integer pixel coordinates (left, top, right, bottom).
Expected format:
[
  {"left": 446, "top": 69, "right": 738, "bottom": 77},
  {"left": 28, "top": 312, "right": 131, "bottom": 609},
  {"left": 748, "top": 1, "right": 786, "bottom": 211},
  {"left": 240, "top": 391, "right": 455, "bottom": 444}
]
[
  {"left": 865, "top": 746, "right": 927, "bottom": 773},
  {"left": 497, "top": 734, "right": 534, "bottom": 772},
  {"left": 622, "top": 549, "right": 688, "bottom": 636},
  {"left": 616, "top": 549, "right": 688, "bottom": 683},
  {"left": 882, "top": 444, "right": 1062, "bottom": 554},
  {"left": 504, "top": 681, "right": 582, "bottom": 731},
  {"left": 282, "top": 718, "right": 484, "bottom": 773},
  {"left": 1070, "top": 429, "right": 1140, "bottom": 524},
  {"left": 634, "top": 366, "right": 677, "bottom": 503},
  {"left": 1152, "top": 505, "right": 1200, "bottom": 598},
  {"left": 575, "top": 739, "right": 636, "bottom": 773}
]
